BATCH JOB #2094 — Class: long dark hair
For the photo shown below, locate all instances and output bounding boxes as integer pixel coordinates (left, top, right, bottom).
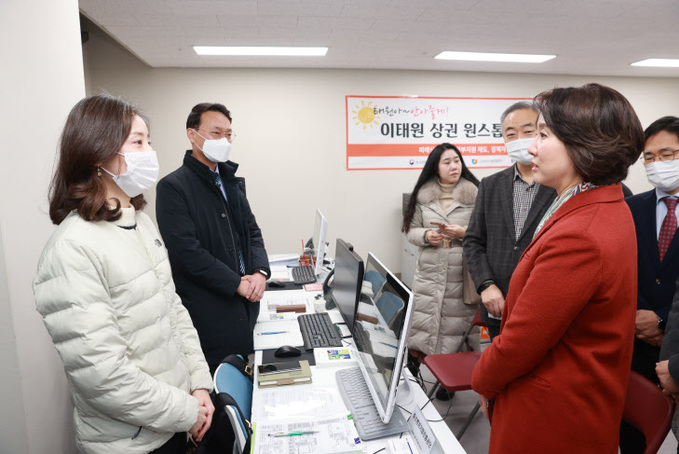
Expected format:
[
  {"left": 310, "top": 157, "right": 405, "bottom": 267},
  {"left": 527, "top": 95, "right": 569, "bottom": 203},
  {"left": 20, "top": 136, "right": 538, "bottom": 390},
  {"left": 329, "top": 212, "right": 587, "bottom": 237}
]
[
  {"left": 49, "top": 94, "right": 147, "bottom": 225},
  {"left": 402, "top": 143, "right": 480, "bottom": 233}
]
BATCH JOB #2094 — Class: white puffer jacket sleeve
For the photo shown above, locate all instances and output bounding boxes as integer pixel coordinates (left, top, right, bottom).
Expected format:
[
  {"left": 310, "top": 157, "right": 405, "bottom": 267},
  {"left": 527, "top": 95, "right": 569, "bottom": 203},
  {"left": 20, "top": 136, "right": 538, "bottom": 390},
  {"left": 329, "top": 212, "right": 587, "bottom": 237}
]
[{"left": 35, "top": 238, "right": 198, "bottom": 433}]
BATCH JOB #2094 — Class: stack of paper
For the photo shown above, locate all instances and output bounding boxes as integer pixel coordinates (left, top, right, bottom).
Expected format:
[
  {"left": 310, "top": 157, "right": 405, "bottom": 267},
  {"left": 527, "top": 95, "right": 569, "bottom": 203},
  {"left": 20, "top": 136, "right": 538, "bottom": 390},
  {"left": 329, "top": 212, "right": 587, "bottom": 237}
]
[{"left": 254, "top": 414, "right": 362, "bottom": 454}]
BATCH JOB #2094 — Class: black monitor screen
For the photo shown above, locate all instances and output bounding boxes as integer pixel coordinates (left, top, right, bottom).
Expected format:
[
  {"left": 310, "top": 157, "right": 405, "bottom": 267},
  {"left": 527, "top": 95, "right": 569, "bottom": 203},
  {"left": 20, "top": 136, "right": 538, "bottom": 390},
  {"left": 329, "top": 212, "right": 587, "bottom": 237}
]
[{"left": 332, "top": 239, "right": 364, "bottom": 331}]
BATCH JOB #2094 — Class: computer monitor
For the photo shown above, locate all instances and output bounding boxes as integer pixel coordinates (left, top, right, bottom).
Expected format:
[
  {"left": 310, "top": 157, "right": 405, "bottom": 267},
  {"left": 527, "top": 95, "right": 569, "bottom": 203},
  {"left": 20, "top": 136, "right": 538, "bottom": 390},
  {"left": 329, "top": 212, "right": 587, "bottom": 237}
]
[
  {"left": 352, "top": 253, "right": 414, "bottom": 423},
  {"left": 332, "top": 238, "right": 364, "bottom": 331},
  {"left": 310, "top": 209, "right": 328, "bottom": 276}
]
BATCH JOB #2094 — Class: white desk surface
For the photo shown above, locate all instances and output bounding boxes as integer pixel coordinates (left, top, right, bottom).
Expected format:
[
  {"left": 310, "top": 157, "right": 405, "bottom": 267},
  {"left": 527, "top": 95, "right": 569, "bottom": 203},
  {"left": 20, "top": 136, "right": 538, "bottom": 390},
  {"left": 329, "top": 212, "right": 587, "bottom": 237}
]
[{"left": 250, "top": 289, "right": 466, "bottom": 454}]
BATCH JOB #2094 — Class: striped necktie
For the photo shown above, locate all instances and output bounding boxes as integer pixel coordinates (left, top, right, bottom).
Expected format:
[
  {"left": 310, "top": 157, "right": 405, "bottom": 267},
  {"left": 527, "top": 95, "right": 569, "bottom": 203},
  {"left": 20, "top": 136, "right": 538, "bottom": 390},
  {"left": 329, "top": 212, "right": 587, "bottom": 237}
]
[{"left": 211, "top": 173, "right": 246, "bottom": 275}]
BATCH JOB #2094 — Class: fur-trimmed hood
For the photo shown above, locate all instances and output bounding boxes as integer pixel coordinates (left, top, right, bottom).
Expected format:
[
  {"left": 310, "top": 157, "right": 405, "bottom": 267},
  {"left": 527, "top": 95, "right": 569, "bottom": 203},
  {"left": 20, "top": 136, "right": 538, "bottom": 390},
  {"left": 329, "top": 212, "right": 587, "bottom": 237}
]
[{"left": 416, "top": 178, "right": 478, "bottom": 206}]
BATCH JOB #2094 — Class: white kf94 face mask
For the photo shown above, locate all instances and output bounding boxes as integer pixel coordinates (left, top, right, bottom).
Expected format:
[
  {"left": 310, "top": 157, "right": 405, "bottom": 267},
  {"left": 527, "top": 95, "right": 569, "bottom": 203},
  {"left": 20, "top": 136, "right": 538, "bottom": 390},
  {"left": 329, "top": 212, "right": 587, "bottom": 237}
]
[
  {"left": 645, "top": 160, "right": 679, "bottom": 193},
  {"left": 505, "top": 137, "right": 535, "bottom": 165},
  {"left": 194, "top": 130, "right": 232, "bottom": 163},
  {"left": 101, "top": 150, "right": 160, "bottom": 198}
]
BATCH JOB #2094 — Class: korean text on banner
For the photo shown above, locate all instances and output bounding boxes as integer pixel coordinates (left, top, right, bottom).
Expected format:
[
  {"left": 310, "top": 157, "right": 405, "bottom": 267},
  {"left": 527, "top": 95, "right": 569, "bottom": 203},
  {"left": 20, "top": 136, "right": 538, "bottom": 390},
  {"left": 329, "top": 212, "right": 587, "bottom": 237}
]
[{"left": 346, "top": 95, "right": 530, "bottom": 170}]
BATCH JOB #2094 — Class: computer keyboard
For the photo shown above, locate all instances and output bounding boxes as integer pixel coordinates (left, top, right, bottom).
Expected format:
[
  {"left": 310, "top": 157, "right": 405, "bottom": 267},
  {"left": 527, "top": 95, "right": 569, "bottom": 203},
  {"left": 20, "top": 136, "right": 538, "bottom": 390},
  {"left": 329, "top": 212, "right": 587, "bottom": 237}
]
[
  {"left": 297, "top": 312, "right": 343, "bottom": 350},
  {"left": 335, "top": 367, "right": 409, "bottom": 441},
  {"left": 291, "top": 265, "right": 317, "bottom": 285}
]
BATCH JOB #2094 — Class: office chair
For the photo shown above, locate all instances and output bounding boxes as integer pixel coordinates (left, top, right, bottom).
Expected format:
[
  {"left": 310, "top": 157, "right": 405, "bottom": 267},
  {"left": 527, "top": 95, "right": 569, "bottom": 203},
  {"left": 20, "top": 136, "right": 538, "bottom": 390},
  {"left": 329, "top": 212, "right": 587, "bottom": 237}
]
[
  {"left": 213, "top": 358, "right": 253, "bottom": 454},
  {"left": 422, "top": 308, "right": 486, "bottom": 439},
  {"left": 375, "top": 291, "right": 405, "bottom": 331},
  {"left": 622, "top": 371, "right": 675, "bottom": 454}
]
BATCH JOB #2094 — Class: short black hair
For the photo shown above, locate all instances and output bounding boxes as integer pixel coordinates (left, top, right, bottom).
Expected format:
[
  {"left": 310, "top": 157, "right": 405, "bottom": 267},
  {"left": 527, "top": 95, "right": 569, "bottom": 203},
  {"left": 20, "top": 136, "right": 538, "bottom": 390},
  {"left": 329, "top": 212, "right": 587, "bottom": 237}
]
[
  {"left": 186, "top": 103, "right": 232, "bottom": 130},
  {"left": 644, "top": 116, "right": 679, "bottom": 142},
  {"left": 500, "top": 101, "right": 537, "bottom": 124},
  {"left": 534, "top": 83, "right": 644, "bottom": 186}
]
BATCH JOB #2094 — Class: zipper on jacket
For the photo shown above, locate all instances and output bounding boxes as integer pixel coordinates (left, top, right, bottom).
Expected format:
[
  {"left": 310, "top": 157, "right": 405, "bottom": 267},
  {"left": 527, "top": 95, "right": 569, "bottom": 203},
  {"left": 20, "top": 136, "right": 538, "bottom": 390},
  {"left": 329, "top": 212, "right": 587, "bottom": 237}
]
[{"left": 131, "top": 426, "right": 142, "bottom": 439}]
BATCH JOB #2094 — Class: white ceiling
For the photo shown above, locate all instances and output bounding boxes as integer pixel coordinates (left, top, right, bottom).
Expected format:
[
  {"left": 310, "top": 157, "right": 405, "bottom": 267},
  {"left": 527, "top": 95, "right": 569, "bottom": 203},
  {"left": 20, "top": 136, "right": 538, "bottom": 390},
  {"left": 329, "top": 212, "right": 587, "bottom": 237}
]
[{"left": 80, "top": 0, "right": 679, "bottom": 78}]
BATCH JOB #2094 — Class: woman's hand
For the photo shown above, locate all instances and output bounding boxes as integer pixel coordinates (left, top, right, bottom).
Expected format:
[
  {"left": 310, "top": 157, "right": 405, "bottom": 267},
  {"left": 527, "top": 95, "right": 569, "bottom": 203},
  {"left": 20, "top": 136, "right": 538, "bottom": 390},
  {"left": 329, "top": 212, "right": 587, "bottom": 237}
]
[
  {"left": 479, "top": 394, "right": 493, "bottom": 419},
  {"left": 189, "top": 389, "right": 214, "bottom": 442},
  {"left": 189, "top": 405, "right": 208, "bottom": 441},
  {"left": 426, "top": 230, "right": 444, "bottom": 246},
  {"left": 431, "top": 222, "right": 465, "bottom": 239}
]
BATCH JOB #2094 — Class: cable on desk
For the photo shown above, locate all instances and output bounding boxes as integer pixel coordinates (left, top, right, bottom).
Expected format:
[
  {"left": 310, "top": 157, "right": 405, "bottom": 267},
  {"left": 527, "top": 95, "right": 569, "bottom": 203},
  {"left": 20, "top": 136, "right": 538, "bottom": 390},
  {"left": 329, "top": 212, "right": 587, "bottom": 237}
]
[
  {"left": 425, "top": 400, "right": 454, "bottom": 422},
  {"left": 370, "top": 448, "right": 386, "bottom": 454},
  {"left": 397, "top": 404, "right": 412, "bottom": 416},
  {"left": 419, "top": 396, "right": 435, "bottom": 413}
]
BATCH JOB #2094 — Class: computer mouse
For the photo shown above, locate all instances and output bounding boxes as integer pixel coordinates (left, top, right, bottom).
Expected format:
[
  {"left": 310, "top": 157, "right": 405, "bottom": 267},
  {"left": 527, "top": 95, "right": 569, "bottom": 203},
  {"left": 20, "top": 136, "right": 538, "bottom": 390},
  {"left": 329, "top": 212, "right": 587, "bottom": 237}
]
[
  {"left": 268, "top": 280, "right": 286, "bottom": 289},
  {"left": 274, "top": 345, "right": 302, "bottom": 358}
]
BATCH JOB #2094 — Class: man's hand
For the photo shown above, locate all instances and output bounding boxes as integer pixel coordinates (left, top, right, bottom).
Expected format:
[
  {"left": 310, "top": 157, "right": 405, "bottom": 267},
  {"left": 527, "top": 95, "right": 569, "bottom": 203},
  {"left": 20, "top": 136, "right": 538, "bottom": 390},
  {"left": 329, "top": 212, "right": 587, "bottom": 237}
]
[
  {"left": 656, "top": 360, "right": 679, "bottom": 395},
  {"left": 236, "top": 277, "right": 252, "bottom": 299},
  {"left": 426, "top": 230, "right": 444, "bottom": 246},
  {"left": 243, "top": 273, "right": 267, "bottom": 302},
  {"left": 635, "top": 309, "right": 663, "bottom": 344},
  {"left": 481, "top": 284, "right": 504, "bottom": 318}
]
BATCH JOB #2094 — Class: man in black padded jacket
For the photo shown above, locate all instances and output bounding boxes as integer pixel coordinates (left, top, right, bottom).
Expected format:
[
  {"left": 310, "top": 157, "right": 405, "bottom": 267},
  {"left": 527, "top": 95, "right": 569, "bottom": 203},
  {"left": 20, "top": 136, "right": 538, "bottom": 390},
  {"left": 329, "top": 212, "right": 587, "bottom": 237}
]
[{"left": 156, "top": 102, "right": 270, "bottom": 374}]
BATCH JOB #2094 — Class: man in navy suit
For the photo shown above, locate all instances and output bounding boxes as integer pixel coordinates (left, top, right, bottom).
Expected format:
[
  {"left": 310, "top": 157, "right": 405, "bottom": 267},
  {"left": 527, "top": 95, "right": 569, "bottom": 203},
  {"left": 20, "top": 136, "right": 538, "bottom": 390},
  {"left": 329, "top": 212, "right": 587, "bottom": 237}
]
[
  {"left": 621, "top": 116, "right": 679, "bottom": 453},
  {"left": 464, "top": 102, "right": 556, "bottom": 340}
]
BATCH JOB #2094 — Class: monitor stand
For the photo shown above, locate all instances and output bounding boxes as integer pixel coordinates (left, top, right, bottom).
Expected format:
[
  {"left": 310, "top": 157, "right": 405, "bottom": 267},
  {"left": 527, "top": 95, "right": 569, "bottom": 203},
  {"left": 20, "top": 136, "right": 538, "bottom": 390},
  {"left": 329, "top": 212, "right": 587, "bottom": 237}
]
[{"left": 394, "top": 372, "right": 415, "bottom": 409}]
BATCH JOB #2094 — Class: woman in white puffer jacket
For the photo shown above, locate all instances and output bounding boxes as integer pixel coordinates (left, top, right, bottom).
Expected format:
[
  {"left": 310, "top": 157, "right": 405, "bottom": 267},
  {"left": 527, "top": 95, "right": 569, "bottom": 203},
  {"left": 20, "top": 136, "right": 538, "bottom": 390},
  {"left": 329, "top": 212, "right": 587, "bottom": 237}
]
[
  {"left": 33, "top": 94, "right": 214, "bottom": 454},
  {"left": 402, "top": 143, "right": 480, "bottom": 399}
]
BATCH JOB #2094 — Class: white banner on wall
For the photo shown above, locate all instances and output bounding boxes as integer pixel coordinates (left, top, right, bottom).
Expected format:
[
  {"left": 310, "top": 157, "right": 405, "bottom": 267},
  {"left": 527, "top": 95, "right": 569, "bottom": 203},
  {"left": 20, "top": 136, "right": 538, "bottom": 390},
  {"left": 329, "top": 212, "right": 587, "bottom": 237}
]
[{"left": 345, "top": 95, "right": 530, "bottom": 170}]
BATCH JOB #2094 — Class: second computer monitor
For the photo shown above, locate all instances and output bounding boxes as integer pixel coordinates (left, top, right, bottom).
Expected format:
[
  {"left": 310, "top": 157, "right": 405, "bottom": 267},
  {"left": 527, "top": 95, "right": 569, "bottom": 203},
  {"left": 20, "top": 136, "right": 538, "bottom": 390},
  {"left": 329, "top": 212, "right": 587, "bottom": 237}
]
[
  {"left": 311, "top": 209, "right": 328, "bottom": 276},
  {"left": 352, "top": 253, "right": 414, "bottom": 423},
  {"left": 332, "top": 238, "right": 364, "bottom": 331}
]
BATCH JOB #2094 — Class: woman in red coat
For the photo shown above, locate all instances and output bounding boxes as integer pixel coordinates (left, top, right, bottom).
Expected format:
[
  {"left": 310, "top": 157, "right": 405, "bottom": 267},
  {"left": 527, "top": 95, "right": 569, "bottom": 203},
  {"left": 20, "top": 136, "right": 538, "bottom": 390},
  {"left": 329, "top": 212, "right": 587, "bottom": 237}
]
[{"left": 471, "top": 83, "right": 644, "bottom": 453}]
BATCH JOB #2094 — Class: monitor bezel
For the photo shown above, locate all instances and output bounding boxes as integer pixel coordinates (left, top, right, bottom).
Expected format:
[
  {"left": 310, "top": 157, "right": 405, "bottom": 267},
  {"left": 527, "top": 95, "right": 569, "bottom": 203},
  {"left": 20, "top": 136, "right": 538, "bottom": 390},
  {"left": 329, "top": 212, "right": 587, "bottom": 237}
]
[
  {"left": 354, "top": 252, "right": 414, "bottom": 423},
  {"left": 312, "top": 209, "right": 328, "bottom": 276},
  {"left": 332, "top": 238, "right": 364, "bottom": 330}
]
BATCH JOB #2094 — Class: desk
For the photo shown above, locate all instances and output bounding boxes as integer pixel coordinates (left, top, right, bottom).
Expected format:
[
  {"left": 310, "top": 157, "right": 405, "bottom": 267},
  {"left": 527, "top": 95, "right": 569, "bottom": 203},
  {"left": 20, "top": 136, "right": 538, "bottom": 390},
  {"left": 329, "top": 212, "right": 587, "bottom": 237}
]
[{"left": 250, "top": 288, "right": 466, "bottom": 454}]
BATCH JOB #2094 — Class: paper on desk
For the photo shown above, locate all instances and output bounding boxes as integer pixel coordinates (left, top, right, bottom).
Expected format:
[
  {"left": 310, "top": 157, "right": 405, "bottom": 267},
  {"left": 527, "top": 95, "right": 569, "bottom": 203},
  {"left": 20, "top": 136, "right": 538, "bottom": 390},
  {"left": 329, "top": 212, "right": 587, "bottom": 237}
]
[
  {"left": 254, "top": 414, "right": 362, "bottom": 454},
  {"left": 254, "top": 387, "right": 346, "bottom": 421},
  {"left": 270, "top": 264, "right": 294, "bottom": 282},
  {"left": 269, "top": 254, "right": 301, "bottom": 266},
  {"left": 253, "top": 320, "right": 303, "bottom": 350}
]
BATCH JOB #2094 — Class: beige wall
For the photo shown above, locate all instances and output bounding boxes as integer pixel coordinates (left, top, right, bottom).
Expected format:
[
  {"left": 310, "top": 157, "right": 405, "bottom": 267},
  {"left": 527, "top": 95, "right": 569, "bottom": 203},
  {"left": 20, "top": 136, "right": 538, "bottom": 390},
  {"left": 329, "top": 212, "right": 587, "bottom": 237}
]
[
  {"left": 0, "top": 0, "right": 84, "bottom": 452},
  {"left": 84, "top": 27, "right": 679, "bottom": 273}
]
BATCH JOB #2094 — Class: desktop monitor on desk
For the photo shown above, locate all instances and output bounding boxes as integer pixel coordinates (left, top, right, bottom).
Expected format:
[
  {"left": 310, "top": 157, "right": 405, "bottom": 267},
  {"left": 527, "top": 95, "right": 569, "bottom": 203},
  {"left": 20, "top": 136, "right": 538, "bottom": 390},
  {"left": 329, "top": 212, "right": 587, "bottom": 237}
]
[
  {"left": 331, "top": 238, "right": 364, "bottom": 331},
  {"left": 352, "top": 253, "right": 414, "bottom": 424},
  {"left": 309, "top": 209, "right": 329, "bottom": 276}
]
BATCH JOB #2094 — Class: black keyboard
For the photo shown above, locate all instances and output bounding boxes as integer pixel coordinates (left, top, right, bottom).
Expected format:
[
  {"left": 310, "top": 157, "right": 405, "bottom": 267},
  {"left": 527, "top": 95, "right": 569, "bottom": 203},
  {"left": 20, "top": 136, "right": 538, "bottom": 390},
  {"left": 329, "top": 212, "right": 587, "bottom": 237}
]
[
  {"left": 297, "top": 312, "right": 343, "bottom": 350},
  {"left": 291, "top": 265, "right": 317, "bottom": 285}
]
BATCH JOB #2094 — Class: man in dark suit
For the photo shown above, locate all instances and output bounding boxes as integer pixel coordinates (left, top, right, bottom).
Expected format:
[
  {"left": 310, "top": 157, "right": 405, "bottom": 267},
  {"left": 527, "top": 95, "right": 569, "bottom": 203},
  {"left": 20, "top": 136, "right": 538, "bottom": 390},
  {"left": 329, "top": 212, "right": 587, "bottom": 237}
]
[
  {"left": 622, "top": 116, "right": 679, "bottom": 453},
  {"left": 156, "top": 103, "right": 270, "bottom": 374},
  {"left": 463, "top": 102, "right": 556, "bottom": 340}
]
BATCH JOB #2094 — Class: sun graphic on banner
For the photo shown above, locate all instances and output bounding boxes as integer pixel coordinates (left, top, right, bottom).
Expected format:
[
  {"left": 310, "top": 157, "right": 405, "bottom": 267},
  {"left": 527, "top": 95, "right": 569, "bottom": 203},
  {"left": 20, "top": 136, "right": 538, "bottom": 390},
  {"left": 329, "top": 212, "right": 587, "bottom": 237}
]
[{"left": 352, "top": 101, "right": 381, "bottom": 130}]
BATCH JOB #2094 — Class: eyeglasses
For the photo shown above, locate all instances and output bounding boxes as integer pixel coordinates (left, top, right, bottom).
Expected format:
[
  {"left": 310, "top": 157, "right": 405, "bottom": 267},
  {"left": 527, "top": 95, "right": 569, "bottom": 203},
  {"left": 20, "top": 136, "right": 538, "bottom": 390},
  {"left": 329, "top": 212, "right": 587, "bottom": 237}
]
[
  {"left": 194, "top": 128, "right": 236, "bottom": 141},
  {"left": 642, "top": 149, "right": 679, "bottom": 164}
]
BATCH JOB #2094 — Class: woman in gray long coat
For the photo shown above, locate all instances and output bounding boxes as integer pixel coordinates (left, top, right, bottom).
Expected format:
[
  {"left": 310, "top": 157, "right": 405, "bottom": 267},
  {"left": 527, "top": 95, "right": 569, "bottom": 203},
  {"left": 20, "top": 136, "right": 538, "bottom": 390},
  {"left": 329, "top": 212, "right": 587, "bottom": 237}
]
[{"left": 402, "top": 143, "right": 480, "bottom": 394}]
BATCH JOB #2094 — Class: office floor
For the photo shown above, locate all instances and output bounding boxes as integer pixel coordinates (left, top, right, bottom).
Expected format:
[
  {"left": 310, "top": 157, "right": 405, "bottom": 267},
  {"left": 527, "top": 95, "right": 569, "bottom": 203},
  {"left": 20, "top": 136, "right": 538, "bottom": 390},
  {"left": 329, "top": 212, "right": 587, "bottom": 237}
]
[{"left": 418, "top": 365, "right": 678, "bottom": 454}]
